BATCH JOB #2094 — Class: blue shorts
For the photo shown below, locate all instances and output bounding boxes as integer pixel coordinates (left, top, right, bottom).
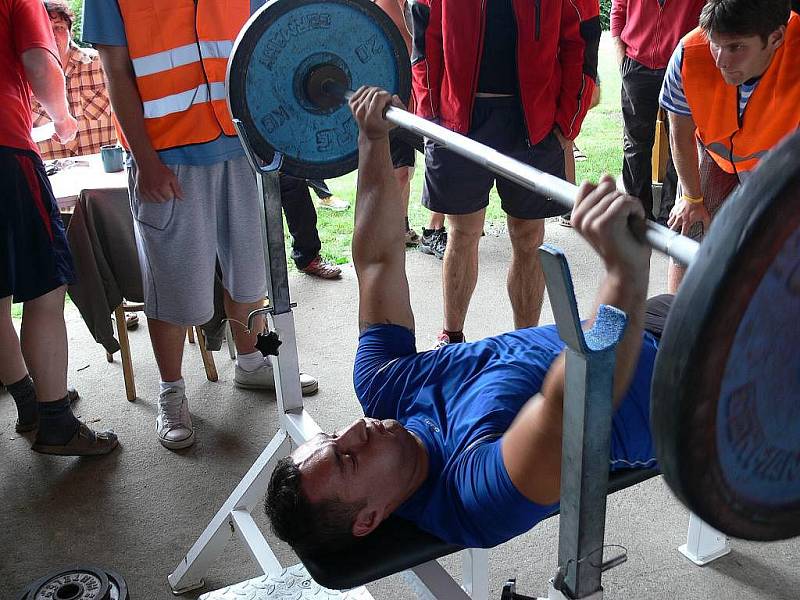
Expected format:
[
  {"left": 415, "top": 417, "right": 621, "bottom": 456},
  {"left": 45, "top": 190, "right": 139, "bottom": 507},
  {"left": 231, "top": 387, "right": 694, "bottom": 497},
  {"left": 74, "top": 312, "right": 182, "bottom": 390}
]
[{"left": 0, "top": 147, "right": 75, "bottom": 303}]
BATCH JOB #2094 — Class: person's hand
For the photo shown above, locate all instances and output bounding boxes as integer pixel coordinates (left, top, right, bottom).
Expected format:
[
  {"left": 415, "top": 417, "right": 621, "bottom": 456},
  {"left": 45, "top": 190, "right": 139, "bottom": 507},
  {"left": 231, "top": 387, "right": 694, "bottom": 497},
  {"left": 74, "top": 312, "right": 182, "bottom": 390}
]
[
  {"left": 349, "top": 86, "right": 404, "bottom": 140},
  {"left": 612, "top": 36, "right": 627, "bottom": 68},
  {"left": 53, "top": 114, "right": 78, "bottom": 144},
  {"left": 667, "top": 196, "right": 711, "bottom": 237},
  {"left": 552, "top": 126, "right": 571, "bottom": 151},
  {"left": 571, "top": 175, "right": 651, "bottom": 279},
  {"left": 134, "top": 155, "right": 183, "bottom": 203}
]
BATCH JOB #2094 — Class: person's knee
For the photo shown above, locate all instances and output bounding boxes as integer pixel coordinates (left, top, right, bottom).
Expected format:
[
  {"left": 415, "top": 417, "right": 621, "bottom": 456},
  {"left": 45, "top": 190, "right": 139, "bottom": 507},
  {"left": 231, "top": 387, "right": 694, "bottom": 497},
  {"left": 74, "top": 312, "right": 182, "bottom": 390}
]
[
  {"left": 23, "top": 285, "right": 67, "bottom": 312},
  {"left": 508, "top": 218, "right": 544, "bottom": 251}
]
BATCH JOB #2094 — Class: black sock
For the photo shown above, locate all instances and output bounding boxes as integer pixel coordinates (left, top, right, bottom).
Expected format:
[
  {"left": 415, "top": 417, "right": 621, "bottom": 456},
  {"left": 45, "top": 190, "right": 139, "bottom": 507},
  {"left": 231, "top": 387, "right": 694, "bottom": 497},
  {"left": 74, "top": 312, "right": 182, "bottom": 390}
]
[
  {"left": 443, "top": 329, "right": 464, "bottom": 343},
  {"left": 35, "top": 395, "right": 80, "bottom": 445},
  {"left": 405, "top": 216, "right": 410, "bottom": 230},
  {"left": 7, "top": 375, "right": 37, "bottom": 427}
]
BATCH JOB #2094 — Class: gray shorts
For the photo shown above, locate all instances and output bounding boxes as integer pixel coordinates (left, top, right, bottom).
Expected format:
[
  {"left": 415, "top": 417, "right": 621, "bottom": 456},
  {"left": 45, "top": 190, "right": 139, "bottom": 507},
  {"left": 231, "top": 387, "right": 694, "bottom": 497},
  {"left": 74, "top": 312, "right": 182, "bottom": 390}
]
[
  {"left": 421, "top": 96, "right": 566, "bottom": 219},
  {"left": 129, "top": 155, "right": 267, "bottom": 325}
]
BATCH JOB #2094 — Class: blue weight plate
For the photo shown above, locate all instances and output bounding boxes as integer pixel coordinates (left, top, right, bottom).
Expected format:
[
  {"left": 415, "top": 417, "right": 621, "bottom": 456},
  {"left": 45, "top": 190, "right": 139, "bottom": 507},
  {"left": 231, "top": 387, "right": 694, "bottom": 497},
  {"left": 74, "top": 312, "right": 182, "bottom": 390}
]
[
  {"left": 651, "top": 130, "right": 800, "bottom": 541},
  {"left": 228, "top": 0, "right": 411, "bottom": 179}
]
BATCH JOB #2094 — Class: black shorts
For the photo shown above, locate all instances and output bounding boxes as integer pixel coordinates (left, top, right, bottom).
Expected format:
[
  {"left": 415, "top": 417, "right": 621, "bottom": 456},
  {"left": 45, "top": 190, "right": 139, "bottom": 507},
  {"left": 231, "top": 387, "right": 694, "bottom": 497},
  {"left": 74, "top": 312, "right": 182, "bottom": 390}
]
[
  {"left": 389, "top": 131, "right": 417, "bottom": 169},
  {"left": 0, "top": 146, "right": 75, "bottom": 302},
  {"left": 421, "top": 96, "right": 566, "bottom": 219},
  {"left": 644, "top": 294, "right": 674, "bottom": 339}
]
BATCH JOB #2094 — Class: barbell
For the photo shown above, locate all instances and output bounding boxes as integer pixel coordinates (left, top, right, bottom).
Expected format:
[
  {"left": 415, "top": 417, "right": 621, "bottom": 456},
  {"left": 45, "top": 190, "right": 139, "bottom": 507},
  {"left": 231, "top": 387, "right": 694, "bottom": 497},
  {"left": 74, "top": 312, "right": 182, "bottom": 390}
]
[{"left": 227, "top": 0, "right": 800, "bottom": 541}]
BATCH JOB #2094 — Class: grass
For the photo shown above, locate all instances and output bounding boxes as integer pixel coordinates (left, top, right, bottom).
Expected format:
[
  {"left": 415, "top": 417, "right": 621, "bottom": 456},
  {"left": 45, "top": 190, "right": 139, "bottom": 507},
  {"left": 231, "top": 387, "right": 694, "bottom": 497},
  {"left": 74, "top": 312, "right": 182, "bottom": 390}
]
[{"left": 306, "top": 33, "right": 623, "bottom": 267}]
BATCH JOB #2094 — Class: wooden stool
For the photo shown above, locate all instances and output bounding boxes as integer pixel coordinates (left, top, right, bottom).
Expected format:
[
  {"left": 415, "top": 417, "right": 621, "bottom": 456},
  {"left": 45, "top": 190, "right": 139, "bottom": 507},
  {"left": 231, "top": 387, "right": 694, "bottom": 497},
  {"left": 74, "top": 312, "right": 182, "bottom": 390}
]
[{"left": 106, "top": 302, "right": 218, "bottom": 401}]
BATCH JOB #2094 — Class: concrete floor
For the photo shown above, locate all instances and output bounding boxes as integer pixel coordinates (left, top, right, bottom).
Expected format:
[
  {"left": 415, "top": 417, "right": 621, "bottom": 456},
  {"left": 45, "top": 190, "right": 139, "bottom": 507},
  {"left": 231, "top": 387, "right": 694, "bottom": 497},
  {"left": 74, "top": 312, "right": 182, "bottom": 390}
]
[{"left": 2, "top": 222, "right": 799, "bottom": 599}]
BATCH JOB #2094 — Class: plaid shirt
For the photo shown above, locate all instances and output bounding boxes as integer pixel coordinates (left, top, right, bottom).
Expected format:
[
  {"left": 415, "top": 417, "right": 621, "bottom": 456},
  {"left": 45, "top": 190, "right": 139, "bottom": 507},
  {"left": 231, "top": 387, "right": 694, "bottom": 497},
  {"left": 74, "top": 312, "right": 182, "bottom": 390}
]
[{"left": 31, "top": 44, "right": 117, "bottom": 160}]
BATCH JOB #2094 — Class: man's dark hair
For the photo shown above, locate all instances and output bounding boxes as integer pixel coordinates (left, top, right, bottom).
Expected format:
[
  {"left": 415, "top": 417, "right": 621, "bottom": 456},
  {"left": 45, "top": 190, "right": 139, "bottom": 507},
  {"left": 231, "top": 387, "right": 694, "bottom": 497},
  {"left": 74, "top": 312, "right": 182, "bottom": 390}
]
[
  {"left": 44, "top": 0, "right": 74, "bottom": 31},
  {"left": 700, "top": 0, "right": 791, "bottom": 44},
  {"left": 265, "top": 456, "right": 366, "bottom": 555}
]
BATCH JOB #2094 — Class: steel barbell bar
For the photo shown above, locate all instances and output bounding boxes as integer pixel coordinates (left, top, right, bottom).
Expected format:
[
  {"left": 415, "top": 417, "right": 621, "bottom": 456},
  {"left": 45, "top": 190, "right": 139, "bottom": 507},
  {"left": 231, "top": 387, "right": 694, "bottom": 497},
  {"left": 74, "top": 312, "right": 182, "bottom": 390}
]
[{"left": 322, "top": 82, "right": 699, "bottom": 266}]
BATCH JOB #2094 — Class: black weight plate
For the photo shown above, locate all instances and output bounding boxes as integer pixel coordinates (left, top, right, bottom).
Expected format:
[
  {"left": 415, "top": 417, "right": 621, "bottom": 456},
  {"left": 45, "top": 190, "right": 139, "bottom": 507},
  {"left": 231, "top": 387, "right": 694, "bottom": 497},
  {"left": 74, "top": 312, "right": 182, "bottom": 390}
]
[
  {"left": 652, "top": 130, "right": 800, "bottom": 541},
  {"left": 227, "top": 0, "right": 411, "bottom": 179},
  {"left": 24, "top": 565, "right": 110, "bottom": 600},
  {"left": 105, "top": 568, "right": 129, "bottom": 600}
]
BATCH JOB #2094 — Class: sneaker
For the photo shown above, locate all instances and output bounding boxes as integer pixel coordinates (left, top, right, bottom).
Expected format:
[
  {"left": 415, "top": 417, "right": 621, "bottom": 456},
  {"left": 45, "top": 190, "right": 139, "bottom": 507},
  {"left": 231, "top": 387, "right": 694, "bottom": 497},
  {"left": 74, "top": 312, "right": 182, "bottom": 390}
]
[
  {"left": 234, "top": 360, "right": 319, "bottom": 396},
  {"left": 157, "top": 387, "right": 195, "bottom": 450},
  {"left": 405, "top": 227, "right": 420, "bottom": 247},
  {"left": 429, "top": 331, "right": 464, "bottom": 351},
  {"left": 419, "top": 227, "right": 447, "bottom": 260},
  {"left": 558, "top": 213, "right": 572, "bottom": 228},
  {"left": 32, "top": 422, "right": 118, "bottom": 456},
  {"left": 301, "top": 255, "right": 342, "bottom": 279},
  {"left": 317, "top": 195, "right": 350, "bottom": 211},
  {"left": 573, "top": 145, "right": 588, "bottom": 162}
]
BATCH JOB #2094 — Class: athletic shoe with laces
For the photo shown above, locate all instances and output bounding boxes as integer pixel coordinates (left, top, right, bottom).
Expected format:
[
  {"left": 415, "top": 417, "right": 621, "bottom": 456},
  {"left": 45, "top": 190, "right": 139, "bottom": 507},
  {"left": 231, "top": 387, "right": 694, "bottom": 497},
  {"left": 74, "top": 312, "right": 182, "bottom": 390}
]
[
  {"left": 419, "top": 227, "right": 447, "bottom": 260},
  {"left": 234, "top": 359, "right": 319, "bottom": 396},
  {"left": 156, "top": 387, "right": 195, "bottom": 450}
]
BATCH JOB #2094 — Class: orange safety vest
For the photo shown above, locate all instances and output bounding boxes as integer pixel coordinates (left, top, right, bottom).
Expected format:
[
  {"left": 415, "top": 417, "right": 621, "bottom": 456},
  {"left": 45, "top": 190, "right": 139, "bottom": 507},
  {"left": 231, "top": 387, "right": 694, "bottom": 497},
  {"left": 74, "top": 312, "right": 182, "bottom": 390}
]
[
  {"left": 116, "top": 0, "right": 249, "bottom": 151},
  {"left": 681, "top": 13, "right": 800, "bottom": 174}
]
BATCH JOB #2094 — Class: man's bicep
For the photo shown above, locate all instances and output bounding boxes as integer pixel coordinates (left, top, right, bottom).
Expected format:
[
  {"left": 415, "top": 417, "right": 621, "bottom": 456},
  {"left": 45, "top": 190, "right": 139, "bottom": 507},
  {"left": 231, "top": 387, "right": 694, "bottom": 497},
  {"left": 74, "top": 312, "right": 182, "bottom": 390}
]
[
  {"left": 356, "top": 262, "right": 414, "bottom": 333},
  {"left": 501, "top": 385, "right": 564, "bottom": 505}
]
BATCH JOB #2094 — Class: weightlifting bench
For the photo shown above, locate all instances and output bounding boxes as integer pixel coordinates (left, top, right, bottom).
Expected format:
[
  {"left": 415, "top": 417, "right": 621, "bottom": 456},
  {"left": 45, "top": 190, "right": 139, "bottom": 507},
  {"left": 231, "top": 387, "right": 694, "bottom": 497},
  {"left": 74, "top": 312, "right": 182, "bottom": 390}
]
[{"left": 166, "top": 144, "right": 729, "bottom": 599}]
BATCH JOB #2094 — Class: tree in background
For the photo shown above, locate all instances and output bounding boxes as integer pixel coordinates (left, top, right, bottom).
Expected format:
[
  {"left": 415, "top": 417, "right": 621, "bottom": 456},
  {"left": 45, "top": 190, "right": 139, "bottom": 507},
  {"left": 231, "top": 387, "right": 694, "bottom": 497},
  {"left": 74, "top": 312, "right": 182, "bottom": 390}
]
[
  {"left": 69, "top": 0, "right": 83, "bottom": 42},
  {"left": 600, "top": 0, "right": 611, "bottom": 31}
]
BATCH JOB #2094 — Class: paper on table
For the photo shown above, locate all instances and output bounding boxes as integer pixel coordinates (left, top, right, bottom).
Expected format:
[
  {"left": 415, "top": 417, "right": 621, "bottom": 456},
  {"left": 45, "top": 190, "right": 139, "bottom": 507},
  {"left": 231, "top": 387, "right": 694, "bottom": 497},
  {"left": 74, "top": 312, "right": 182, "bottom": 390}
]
[{"left": 31, "top": 122, "right": 55, "bottom": 143}]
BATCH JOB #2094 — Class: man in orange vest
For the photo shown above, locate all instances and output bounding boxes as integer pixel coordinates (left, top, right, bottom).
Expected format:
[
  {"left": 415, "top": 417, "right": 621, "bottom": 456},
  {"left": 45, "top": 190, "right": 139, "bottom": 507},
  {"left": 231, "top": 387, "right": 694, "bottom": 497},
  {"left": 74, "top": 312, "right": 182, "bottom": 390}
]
[
  {"left": 82, "top": 1, "right": 318, "bottom": 451},
  {"left": 659, "top": 0, "right": 800, "bottom": 292}
]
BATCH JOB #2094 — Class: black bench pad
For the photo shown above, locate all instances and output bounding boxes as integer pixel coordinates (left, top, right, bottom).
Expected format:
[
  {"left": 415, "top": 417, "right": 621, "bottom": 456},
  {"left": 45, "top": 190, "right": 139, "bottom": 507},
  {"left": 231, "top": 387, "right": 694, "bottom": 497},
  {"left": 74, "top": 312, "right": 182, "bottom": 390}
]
[{"left": 299, "top": 468, "right": 660, "bottom": 590}]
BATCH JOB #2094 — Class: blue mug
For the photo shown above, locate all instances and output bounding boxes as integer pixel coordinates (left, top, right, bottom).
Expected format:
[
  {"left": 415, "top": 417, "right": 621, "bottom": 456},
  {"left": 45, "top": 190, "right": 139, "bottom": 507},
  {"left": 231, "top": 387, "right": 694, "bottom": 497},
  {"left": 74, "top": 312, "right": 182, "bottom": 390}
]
[{"left": 100, "top": 145, "right": 124, "bottom": 173}]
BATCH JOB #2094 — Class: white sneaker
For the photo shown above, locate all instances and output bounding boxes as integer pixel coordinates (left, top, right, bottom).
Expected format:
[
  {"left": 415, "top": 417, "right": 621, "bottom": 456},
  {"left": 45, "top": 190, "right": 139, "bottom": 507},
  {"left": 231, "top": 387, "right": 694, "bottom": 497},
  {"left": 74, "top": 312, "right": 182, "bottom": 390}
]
[
  {"left": 317, "top": 195, "right": 350, "bottom": 211},
  {"left": 234, "top": 359, "right": 319, "bottom": 396},
  {"left": 156, "top": 387, "right": 195, "bottom": 450}
]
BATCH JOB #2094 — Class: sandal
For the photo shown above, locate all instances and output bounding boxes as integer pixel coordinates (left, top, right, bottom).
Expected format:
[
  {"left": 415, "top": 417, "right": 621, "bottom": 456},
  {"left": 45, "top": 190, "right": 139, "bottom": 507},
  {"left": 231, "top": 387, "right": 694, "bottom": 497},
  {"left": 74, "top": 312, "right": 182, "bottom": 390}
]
[{"left": 32, "top": 422, "right": 119, "bottom": 456}]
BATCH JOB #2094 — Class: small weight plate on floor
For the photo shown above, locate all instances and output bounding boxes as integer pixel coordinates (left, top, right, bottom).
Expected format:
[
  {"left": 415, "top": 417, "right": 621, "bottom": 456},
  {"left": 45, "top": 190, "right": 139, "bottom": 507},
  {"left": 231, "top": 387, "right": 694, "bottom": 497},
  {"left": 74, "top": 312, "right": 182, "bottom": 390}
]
[
  {"left": 104, "top": 568, "right": 129, "bottom": 600},
  {"left": 23, "top": 565, "right": 110, "bottom": 600},
  {"left": 228, "top": 0, "right": 411, "bottom": 179},
  {"left": 651, "top": 129, "right": 800, "bottom": 541}
]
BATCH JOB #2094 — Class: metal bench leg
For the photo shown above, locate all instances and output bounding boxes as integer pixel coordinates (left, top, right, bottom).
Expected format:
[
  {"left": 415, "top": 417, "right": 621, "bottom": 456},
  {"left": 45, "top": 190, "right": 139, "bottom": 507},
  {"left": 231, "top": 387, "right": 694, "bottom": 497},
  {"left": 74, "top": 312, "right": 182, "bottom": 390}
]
[{"left": 679, "top": 512, "right": 731, "bottom": 566}]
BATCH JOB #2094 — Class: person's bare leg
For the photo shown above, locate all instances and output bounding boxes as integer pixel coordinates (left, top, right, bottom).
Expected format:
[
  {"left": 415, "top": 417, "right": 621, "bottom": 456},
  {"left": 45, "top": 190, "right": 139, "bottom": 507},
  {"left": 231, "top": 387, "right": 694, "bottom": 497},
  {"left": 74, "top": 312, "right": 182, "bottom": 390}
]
[
  {"left": 0, "top": 296, "right": 27, "bottom": 385},
  {"left": 147, "top": 318, "right": 186, "bottom": 383},
  {"left": 443, "top": 210, "right": 486, "bottom": 332},
  {"left": 667, "top": 260, "right": 685, "bottom": 294},
  {"left": 223, "top": 291, "right": 265, "bottom": 354},
  {"left": 394, "top": 166, "right": 411, "bottom": 213},
  {"left": 19, "top": 286, "right": 68, "bottom": 403},
  {"left": 428, "top": 211, "right": 445, "bottom": 230},
  {"left": 507, "top": 216, "right": 546, "bottom": 329}
]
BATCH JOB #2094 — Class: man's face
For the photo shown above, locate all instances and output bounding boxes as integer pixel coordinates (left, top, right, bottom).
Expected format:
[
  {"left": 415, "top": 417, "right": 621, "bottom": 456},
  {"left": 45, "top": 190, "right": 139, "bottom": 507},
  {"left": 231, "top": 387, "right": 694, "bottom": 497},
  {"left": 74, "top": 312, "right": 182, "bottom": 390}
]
[
  {"left": 708, "top": 29, "right": 784, "bottom": 86},
  {"left": 49, "top": 14, "right": 72, "bottom": 57},
  {"left": 292, "top": 417, "right": 418, "bottom": 533}
]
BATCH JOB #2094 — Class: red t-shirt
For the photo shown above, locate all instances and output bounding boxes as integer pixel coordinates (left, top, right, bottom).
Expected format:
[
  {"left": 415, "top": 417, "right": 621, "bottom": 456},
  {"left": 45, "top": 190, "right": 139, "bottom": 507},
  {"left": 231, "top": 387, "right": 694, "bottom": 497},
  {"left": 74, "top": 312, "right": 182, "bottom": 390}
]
[{"left": 0, "top": 0, "right": 59, "bottom": 153}]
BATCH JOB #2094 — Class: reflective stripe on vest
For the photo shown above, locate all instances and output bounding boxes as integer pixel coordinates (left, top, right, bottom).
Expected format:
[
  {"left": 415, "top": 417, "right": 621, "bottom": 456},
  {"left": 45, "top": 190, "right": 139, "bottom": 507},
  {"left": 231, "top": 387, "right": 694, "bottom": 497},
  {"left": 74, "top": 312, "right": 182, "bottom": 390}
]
[
  {"left": 131, "top": 41, "right": 234, "bottom": 78},
  {"left": 681, "top": 15, "right": 800, "bottom": 174},
  {"left": 117, "top": 0, "right": 248, "bottom": 151}
]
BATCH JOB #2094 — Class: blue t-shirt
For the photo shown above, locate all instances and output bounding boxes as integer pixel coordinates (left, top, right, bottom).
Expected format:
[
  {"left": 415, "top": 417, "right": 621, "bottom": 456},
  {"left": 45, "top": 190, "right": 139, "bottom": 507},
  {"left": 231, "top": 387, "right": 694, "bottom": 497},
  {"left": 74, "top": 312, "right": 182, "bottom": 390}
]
[
  {"left": 81, "top": 0, "right": 264, "bottom": 166},
  {"left": 353, "top": 324, "right": 659, "bottom": 548}
]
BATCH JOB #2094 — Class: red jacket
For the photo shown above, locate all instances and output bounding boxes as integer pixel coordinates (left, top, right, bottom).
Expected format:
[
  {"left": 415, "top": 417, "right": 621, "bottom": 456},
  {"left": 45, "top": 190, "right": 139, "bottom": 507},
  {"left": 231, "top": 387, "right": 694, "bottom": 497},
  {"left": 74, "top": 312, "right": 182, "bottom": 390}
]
[
  {"left": 610, "top": 0, "right": 705, "bottom": 70},
  {"left": 410, "top": 0, "right": 600, "bottom": 142}
]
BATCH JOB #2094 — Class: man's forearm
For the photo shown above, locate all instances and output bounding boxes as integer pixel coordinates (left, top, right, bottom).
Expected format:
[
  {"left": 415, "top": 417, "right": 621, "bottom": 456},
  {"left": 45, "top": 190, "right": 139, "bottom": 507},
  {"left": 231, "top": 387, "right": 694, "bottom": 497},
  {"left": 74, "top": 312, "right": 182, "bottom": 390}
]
[
  {"left": 22, "top": 48, "right": 70, "bottom": 123},
  {"left": 669, "top": 111, "right": 702, "bottom": 198},
  {"left": 97, "top": 46, "right": 159, "bottom": 165},
  {"left": 352, "top": 134, "right": 405, "bottom": 268},
  {"left": 591, "top": 269, "right": 648, "bottom": 406}
]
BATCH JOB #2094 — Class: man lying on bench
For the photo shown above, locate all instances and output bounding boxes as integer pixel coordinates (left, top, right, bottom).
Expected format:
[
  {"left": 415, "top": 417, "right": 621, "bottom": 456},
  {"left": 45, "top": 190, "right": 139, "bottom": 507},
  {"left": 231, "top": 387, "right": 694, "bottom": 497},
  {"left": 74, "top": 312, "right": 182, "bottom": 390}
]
[{"left": 266, "top": 87, "right": 662, "bottom": 554}]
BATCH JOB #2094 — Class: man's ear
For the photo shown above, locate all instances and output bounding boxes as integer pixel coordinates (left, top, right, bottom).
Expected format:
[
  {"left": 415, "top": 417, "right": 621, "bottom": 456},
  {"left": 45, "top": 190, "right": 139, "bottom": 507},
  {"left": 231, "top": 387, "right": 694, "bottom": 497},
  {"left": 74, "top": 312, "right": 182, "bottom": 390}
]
[
  {"left": 769, "top": 25, "right": 786, "bottom": 50},
  {"left": 352, "top": 506, "right": 384, "bottom": 537}
]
